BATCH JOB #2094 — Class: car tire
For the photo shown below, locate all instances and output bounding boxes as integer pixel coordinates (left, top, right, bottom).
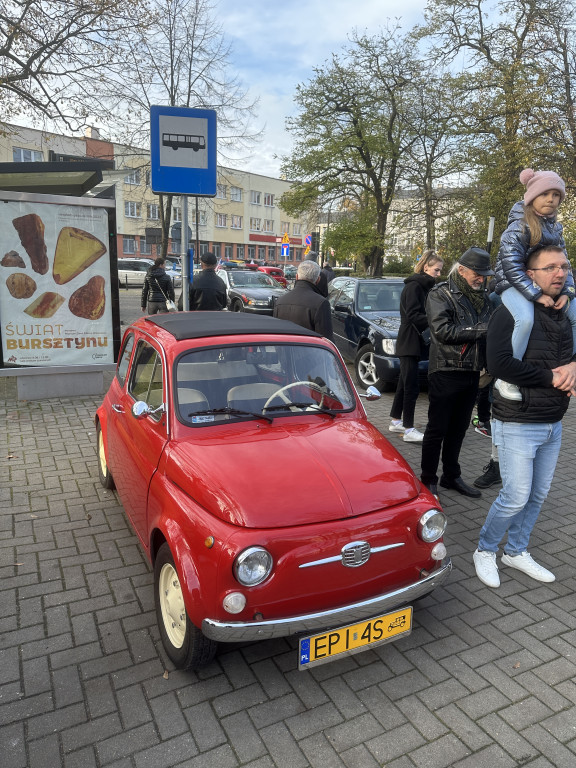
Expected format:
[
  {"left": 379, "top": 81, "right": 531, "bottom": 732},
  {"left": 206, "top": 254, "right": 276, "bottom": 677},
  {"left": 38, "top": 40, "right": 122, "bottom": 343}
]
[
  {"left": 154, "top": 542, "right": 217, "bottom": 670},
  {"left": 97, "top": 423, "right": 115, "bottom": 490},
  {"left": 354, "top": 344, "right": 386, "bottom": 391},
  {"left": 231, "top": 299, "right": 243, "bottom": 312}
]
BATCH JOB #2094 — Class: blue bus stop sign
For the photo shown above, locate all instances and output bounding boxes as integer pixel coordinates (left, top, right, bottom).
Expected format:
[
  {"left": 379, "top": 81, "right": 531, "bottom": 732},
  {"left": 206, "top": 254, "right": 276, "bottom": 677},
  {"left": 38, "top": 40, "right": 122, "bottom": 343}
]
[{"left": 150, "top": 106, "right": 217, "bottom": 196}]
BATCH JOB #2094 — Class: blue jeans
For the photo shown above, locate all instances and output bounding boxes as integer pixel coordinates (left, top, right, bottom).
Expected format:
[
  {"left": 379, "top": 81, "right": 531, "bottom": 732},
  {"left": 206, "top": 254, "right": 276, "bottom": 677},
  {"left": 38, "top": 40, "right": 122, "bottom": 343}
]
[
  {"left": 478, "top": 419, "right": 562, "bottom": 554},
  {"left": 502, "top": 287, "right": 576, "bottom": 359}
]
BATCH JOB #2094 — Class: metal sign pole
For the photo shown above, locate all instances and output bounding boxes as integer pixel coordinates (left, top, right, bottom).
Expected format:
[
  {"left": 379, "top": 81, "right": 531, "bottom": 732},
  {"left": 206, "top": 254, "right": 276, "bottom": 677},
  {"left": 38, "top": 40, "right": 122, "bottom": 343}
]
[{"left": 181, "top": 195, "right": 190, "bottom": 310}]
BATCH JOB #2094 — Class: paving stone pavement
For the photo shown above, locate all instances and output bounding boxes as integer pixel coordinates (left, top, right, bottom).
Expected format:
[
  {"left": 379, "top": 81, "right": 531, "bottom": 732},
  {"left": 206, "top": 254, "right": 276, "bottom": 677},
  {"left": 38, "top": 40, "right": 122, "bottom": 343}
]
[{"left": 2, "top": 386, "right": 576, "bottom": 768}]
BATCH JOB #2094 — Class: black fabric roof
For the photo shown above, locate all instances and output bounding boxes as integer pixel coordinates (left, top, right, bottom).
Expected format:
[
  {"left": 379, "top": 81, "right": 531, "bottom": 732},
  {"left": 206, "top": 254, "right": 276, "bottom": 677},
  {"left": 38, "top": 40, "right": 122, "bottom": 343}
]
[{"left": 145, "top": 311, "right": 321, "bottom": 341}]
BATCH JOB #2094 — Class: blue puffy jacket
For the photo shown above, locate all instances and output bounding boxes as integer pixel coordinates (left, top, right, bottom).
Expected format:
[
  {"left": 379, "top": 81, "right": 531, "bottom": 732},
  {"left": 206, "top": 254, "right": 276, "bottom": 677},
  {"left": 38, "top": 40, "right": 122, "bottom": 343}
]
[{"left": 493, "top": 201, "right": 575, "bottom": 300}]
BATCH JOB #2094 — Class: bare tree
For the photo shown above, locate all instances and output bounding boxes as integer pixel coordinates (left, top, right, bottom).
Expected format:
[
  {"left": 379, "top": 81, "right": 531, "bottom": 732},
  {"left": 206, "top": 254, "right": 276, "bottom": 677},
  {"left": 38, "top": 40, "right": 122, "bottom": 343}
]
[{"left": 0, "top": 0, "right": 148, "bottom": 129}]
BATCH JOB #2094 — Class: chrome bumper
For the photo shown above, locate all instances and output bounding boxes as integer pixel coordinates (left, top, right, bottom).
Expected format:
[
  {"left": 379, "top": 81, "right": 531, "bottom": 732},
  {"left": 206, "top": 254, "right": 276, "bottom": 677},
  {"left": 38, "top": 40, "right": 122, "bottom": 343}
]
[{"left": 202, "top": 558, "right": 452, "bottom": 643}]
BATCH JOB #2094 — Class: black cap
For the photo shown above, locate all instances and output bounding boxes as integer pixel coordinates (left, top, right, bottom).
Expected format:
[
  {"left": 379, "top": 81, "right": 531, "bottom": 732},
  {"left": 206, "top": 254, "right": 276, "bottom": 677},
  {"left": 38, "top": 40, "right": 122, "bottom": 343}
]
[
  {"left": 458, "top": 247, "right": 494, "bottom": 276},
  {"left": 201, "top": 251, "right": 217, "bottom": 266}
]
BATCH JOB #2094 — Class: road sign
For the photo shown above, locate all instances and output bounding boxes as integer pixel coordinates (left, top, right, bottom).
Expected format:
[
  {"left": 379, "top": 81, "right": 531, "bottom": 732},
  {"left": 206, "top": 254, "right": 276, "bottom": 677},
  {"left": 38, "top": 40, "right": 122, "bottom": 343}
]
[
  {"left": 305, "top": 234, "right": 312, "bottom": 246},
  {"left": 282, "top": 232, "right": 290, "bottom": 244},
  {"left": 281, "top": 243, "right": 290, "bottom": 258},
  {"left": 150, "top": 106, "right": 217, "bottom": 196},
  {"left": 304, "top": 245, "right": 310, "bottom": 256}
]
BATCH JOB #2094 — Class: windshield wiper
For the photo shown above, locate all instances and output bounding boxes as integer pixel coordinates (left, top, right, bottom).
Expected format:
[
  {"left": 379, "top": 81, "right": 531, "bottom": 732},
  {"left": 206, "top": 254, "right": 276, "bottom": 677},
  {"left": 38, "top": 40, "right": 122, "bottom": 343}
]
[
  {"left": 187, "top": 407, "right": 273, "bottom": 424},
  {"left": 263, "top": 402, "right": 336, "bottom": 417}
]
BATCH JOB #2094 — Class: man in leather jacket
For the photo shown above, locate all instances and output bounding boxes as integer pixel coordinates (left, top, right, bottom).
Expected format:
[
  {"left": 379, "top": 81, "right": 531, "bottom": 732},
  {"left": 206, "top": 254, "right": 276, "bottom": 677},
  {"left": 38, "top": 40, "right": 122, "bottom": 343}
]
[
  {"left": 473, "top": 245, "right": 576, "bottom": 588},
  {"left": 179, "top": 251, "right": 227, "bottom": 311},
  {"left": 421, "top": 248, "right": 494, "bottom": 498}
]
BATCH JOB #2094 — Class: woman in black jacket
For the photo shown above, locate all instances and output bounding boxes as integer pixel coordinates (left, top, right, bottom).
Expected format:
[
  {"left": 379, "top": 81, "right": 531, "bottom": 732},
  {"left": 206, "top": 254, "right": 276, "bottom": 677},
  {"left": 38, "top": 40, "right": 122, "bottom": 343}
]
[
  {"left": 389, "top": 250, "right": 443, "bottom": 442},
  {"left": 141, "top": 257, "right": 175, "bottom": 314}
]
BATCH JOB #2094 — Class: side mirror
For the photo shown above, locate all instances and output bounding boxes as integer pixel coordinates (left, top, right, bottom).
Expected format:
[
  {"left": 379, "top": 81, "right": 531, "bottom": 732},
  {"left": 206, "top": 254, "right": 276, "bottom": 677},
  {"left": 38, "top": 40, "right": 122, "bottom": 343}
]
[
  {"left": 334, "top": 302, "right": 352, "bottom": 313},
  {"left": 132, "top": 401, "right": 165, "bottom": 419},
  {"left": 358, "top": 386, "right": 381, "bottom": 401}
]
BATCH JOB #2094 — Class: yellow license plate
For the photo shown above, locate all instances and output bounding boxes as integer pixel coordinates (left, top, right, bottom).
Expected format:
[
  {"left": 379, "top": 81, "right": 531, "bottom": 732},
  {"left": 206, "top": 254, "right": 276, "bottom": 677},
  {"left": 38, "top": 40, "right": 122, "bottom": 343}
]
[{"left": 298, "top": 606, "right": 412, "bottom": 670}]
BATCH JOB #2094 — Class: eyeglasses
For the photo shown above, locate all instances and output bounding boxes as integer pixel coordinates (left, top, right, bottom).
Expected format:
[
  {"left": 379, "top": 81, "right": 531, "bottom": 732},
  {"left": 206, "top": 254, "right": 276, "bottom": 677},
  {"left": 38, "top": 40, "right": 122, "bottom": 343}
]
[{"left": 530, "top": 264, "right": 571, "bottom": 274}]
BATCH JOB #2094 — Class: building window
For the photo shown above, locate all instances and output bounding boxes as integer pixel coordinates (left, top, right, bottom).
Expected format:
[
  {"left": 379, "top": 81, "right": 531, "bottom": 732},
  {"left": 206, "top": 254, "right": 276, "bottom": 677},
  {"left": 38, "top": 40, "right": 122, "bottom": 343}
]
[
  {"left": 237, "top": 244, "right": 244, "bottom": 259},
  {"left": 264, "top": 193, "right": 274, "bottom": 207},
  {"left": 263, "top": 220, "right": 274, "bottom": 233},
  {"left": 200, "top": 242, "right": 209, "bottom": 256},
  {"left": 213, "top": 244, "right": 221, "bottom": 259},
  {"left": 268, "top": 246, "right": 276, "bottom": 261},
  {"left": 225, "top": 244, "right": 233, "bottom": 260},
  {"left": 147, "top": 203, "right": 159, "bottom": 220},
  {"left": 281, "top": 222, "right": 290, "bottom": 235},
  {"left": 123, "top": 236, "right": 137, "bottom": 254},
  {"left": 170, "top": 240, "right": 180, "bottom": 254},
  {"left": 191, "top": 210, "right": 207, "bottom": 226},
  {"left": 216, "top": 213, "right": 227, "bottom": 228},
  {"left": 258, "top": 246, "right": 266, "bottom": 261},
  {"left": 250, "top": 217, "right": 261, "bottom": 231},
  {"left": 140, "top": 239, "right": 152, "bottom": 255},
  {"left": 230, "top": 186, "right": 242, "bottom": 202},
  {"left": 231, "top": 215, "right": 243, "bottom": 229},
  {"left": 172, "top": 206, "right": 181, "bottom": 222},
  {"left": 124, "top": 169, "right": 141, "bottom": 185},
  {"left": 250, "top": 190, "right": 261, "bottom": 205},
  {"left": 248, "top": 245, "right": 256, "bottom": 260},
  {"left": 217, "top": 183, "right": 227, "bottom": 199},
  {"left": 125, "top": 201, "right": 141, "bottom": 218},
  {"left": 292, "top": 223, "right": 301, "bottom": 235},
  {"left": 13, "top": 147, "right": 43, "bottom": 162}
]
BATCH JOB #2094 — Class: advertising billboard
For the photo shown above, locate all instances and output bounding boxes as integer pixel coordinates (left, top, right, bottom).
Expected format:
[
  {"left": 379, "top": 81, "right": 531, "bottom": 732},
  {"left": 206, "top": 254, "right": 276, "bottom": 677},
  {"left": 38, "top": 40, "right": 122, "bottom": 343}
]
[{"left": 0, "top": 200, "right": 114, "bottom": 367}]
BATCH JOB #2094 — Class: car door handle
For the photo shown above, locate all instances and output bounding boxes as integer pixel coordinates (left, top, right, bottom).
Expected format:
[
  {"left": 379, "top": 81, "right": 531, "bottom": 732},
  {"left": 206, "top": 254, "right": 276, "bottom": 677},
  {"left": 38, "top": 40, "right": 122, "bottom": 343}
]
[{"left": 112, "top": 404, "right": 124, "bottom": 413}]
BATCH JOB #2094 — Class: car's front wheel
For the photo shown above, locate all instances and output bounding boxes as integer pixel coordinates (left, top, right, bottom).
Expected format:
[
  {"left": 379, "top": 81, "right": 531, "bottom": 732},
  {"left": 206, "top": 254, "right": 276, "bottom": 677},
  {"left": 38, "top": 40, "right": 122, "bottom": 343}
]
[
  {"left": 97, "top": 423, "right": 115, "bottom": 490},
  {"left": 231, "top": 299, "right": 243, "bottom": 312},
  {"left": 154, "top": 543, "right": 217, "bottom": 669},
  {"left": 354, "top": 344, "right": 386, "bottom": 391}
]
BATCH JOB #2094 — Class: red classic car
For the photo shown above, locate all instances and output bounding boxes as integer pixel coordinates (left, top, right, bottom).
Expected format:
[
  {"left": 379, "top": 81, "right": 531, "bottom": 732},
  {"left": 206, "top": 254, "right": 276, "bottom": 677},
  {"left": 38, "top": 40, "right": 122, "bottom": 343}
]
[{"left": 96, "top": 312, "right": 451, "bottom": 670}]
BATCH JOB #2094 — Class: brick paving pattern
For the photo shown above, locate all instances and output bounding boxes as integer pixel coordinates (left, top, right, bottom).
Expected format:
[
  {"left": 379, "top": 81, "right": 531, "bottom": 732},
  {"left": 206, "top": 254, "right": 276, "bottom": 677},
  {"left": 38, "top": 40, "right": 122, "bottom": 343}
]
[{"left": 2, "top": 386, "right": 576, "bottom": 767}]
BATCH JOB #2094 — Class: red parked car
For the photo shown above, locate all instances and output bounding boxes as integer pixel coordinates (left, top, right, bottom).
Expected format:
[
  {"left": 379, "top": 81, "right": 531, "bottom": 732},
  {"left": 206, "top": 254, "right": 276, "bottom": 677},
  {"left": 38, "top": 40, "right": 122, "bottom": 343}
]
[
  {"left": 96, "top": 312, "right": 451, "bottom": 670},
  {"left": 257, "top": 265, "right": 288, "bottom": 287}
]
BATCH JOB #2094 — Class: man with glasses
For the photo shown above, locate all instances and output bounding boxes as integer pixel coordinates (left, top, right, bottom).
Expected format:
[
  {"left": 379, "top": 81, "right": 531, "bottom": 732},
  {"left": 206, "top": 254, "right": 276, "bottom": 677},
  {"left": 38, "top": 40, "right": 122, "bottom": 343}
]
[{"left": 473, "top": 245, "right": 576, "bottom": 588}]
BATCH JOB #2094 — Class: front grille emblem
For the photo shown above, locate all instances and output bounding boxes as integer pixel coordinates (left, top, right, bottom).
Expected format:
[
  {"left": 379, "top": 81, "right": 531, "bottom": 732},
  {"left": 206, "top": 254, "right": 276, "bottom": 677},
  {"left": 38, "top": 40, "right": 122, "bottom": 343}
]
[{"left": 341, "top": 541, "right": 371, "bottom": 568}]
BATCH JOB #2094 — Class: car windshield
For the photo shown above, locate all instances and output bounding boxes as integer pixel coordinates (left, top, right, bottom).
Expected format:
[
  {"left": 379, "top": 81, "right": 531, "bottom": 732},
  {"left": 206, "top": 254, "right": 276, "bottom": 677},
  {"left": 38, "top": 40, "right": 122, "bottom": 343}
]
[
  {"left": 176, "top": 343, "right": 356, "bottom": 426},
  {"left": 357, "top": 283, "right": 403, "bottom": 312},
  {"left": 229, "top": 270, "right": 278, "bottom": 288}
]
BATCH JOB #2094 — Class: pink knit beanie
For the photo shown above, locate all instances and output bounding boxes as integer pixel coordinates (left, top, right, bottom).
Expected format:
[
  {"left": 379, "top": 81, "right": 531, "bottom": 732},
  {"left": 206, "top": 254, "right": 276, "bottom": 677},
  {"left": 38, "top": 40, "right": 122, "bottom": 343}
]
[{"left": 520, "top": 168, "right": 565, "bottom": 206}]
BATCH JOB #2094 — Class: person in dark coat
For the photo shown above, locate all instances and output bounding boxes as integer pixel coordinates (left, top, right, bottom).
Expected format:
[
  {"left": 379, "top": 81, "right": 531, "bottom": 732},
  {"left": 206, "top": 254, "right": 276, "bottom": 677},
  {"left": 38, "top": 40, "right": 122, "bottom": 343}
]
[
  {"left": 389, "top": 250, "right": 444, "bottom": 442},
  {"left": 305, "top": 251, "right": 328, "bottom": 297},
  {"left": 322, "top": 262, "right": 336, "bottom": 284},
  {"left": 421, "top": 248, "right": 494, "bottom": 499},
  {"left": 141, "top": 257, "right": 175, "bottom": 314},
  {"left": 178, "top": 251, "right": 227, "bottom": 311},
  {"left": 273, "top": 260, "right": 333, "bottom": 339}
]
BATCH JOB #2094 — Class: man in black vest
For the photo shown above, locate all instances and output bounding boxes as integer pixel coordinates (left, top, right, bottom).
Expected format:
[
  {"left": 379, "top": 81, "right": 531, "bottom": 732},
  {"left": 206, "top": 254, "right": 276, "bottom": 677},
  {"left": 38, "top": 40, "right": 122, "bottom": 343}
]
[{"left": 474, "top": 245, "right": 576, "bottom": 588}]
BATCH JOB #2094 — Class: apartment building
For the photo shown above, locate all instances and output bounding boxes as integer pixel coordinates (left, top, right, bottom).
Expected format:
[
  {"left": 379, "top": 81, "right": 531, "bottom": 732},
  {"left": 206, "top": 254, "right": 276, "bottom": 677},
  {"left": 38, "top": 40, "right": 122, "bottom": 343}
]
[{"left": 1, "top": 123, "right": 306, "bottom": 265}]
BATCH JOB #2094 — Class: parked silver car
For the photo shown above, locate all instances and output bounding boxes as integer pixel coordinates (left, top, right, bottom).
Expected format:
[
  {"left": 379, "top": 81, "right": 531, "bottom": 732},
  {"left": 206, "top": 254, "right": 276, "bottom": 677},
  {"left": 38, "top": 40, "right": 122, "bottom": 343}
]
[{"left": 118, "top": 258, "right": 181, "bottom": 288}]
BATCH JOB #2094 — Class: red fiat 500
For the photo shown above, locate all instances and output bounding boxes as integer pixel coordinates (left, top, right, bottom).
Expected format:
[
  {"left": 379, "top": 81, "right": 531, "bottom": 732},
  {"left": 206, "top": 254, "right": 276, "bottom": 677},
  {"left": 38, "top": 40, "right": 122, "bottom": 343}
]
[{"left": 96, "top": 313, "right": 451, "bottom": 670}]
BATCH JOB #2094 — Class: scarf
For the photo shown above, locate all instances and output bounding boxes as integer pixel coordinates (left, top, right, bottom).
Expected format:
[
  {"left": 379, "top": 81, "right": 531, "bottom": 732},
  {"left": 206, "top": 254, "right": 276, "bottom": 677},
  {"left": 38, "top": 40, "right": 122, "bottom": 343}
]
[{"left": 452, "top": 269, "right": 487, "bottom": 314}]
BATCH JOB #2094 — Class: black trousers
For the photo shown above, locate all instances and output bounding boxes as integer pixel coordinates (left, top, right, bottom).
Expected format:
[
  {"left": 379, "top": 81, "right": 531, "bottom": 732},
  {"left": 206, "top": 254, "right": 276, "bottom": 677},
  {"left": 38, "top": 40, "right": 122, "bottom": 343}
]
[
  {"left": 390, "top": 356, "right": 420, "bottom": 429},
  {"left": 421, "top": 370, "right": 480, "bottom": 485}
]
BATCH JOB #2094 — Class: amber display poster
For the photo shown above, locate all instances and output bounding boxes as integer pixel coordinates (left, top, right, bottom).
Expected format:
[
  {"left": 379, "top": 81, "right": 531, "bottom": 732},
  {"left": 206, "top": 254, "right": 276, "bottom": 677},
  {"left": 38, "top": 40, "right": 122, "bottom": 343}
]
[{"left": 0, "top": 201, "right": 113, "bottom": 367}]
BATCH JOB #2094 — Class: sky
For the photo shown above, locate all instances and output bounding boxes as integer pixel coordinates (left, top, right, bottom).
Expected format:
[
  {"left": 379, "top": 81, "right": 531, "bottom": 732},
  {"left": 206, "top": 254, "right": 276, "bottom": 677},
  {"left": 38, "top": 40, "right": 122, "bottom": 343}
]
[{"left": 218, "top": 0, "right": 429, "bottom": 177}]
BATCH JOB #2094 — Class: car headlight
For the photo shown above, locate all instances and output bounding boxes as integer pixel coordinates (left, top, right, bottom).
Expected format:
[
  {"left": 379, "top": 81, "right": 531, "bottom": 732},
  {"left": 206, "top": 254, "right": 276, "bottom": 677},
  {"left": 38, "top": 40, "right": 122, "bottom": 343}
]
[
  {"left": 248, "top": 299, "right": 270, "bottom": 306},
  {"left": 418, "top": 510, "right": 447, "bottom": 542},
  {"left": 233, "top": 547, "right": 273, "bottom": 586},
  {"left": 381, "top": 338, "right": 396, "bottom": 355}
]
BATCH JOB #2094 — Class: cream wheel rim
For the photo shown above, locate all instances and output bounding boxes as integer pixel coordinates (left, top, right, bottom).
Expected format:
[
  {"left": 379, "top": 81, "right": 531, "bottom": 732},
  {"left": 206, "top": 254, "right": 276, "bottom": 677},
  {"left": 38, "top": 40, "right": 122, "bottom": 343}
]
[{"left": 159, "top": 562, "right": 186, "bottom": 648}]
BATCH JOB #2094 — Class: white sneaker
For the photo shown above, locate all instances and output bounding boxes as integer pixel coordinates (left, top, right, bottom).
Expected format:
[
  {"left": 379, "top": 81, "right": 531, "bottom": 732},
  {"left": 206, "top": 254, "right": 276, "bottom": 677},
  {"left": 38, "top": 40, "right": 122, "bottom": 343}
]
[
  {"left": 389, "top": 420, "right": 405, "bottom": 433},
  {"left": 473, "top": 549, "right": 500, "bottom": 588},
  {"left": 495, "top": 379, "right": 522, "bottom": 401},
  {"left": 501, "top": 552, "right": 555, "bottom": 582},
  {"left": 403, "top": 428, "right": 424, "bottom": 442}
]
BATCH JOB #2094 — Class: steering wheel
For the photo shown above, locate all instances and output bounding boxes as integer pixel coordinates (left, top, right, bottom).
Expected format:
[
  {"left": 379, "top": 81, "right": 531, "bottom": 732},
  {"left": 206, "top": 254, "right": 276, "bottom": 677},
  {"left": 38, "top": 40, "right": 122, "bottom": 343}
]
[{"left": 263, "top": 380, "right": 326, "bottom": 411}]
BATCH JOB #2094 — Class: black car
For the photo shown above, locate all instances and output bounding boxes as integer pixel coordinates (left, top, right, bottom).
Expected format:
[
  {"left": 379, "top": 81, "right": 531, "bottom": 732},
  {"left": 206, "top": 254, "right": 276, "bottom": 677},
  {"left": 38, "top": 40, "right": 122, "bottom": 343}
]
[
  {"left": 217, "top": 268, "right": 287, "bottom": 314},
  {"left": 328, "top": 276, "right": 428, "bottom": 391}
]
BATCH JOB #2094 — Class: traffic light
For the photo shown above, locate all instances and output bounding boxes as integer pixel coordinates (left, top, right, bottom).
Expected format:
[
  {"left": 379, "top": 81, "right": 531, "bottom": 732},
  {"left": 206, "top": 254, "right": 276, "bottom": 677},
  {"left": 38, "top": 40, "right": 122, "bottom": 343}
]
[{"left": 311, "top": 231, "right": 320, "bottom": 252}]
